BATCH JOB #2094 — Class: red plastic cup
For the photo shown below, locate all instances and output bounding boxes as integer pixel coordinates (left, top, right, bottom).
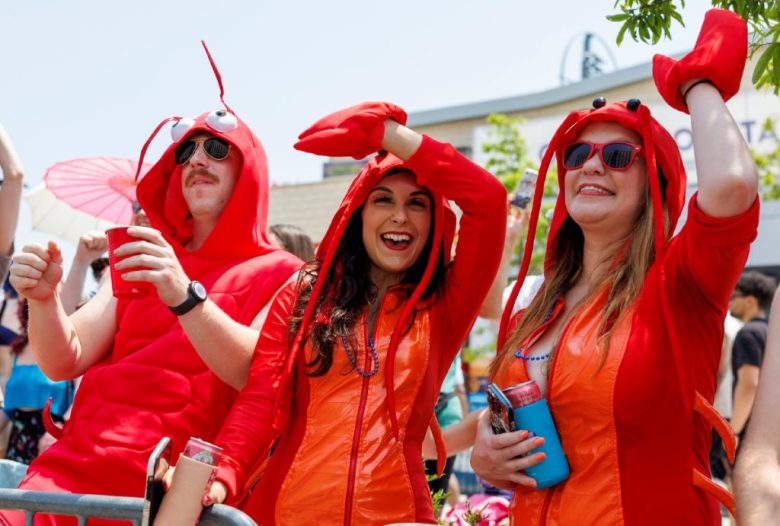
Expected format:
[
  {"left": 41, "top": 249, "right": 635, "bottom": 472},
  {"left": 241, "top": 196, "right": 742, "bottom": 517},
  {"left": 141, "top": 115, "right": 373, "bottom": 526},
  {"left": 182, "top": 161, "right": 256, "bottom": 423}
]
[{"left": 106, "top": 226, "right": 156, "bottom": 299}]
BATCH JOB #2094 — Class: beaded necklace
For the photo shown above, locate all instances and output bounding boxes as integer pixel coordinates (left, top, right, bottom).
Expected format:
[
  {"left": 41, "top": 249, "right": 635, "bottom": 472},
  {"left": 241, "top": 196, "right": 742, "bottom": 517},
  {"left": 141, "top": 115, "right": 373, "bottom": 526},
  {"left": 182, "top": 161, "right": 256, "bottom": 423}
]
[
  {"left": 341, "top": 334, "right": 380, "bottom": 377},
  {"left": 514, "top": 294, "right": 561, "bottom": 362}
]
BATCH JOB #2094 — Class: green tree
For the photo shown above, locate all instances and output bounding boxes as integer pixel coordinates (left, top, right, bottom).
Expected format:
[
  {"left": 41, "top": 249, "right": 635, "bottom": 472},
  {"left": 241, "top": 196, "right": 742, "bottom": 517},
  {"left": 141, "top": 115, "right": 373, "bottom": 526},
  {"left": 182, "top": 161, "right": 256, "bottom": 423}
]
[
  {"left": 752, "top": 117, "right": 780, "bottom": 200},
  {"left": 481, "top": 113, "right": 559, "bottom": 273},
  {"left": 607, "top": 1, "right": 779, "bottom": 92}
]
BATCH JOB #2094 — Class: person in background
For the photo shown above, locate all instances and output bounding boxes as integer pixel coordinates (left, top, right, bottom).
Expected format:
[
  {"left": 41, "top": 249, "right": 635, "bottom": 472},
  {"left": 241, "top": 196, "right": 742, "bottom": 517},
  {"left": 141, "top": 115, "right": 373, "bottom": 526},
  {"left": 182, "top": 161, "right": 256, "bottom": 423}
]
[
  {"left": 728, "top": 271, "right": 777, "bottom": 449},
  {"left": 479, "top": 202, "right": 541, "bottom": 322},
  {"left": 0, "top": 299, "right": 74, "bottom": 465},
  {"left": 734, "top": 283, "right": 780, "bottom": 525},
  {"left": 131, "top": 200, "right": 151, "bottom": 228},
  {"left": 269, "top": 223, "right": 315, "bottom": 262},
  {"left": 709, "top": 313, "right": 742, "bottom": 484},
  {"left": 425, "top": 354, "right": 468, "bottom": 511},
  {"left": 59, "top": 231, "right": 108, "bottom": 314},
  {"left": 0, "top": 124, "right": 24, "bottom": 282}
]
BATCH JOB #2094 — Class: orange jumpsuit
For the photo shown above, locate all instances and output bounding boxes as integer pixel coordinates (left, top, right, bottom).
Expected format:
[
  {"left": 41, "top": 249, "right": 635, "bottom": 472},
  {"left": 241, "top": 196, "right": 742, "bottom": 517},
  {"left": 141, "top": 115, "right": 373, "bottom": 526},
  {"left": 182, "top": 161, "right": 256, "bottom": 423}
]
[{"left": 215, "top": 136, "right": 506, "bottom": 525}]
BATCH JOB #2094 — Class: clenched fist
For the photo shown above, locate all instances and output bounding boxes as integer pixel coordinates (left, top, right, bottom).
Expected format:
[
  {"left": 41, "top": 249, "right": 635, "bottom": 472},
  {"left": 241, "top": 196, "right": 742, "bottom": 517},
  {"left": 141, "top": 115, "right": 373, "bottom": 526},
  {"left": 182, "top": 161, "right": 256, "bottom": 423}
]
[{"left": 10, "top": 241, "right": 64, "bottom": 302}]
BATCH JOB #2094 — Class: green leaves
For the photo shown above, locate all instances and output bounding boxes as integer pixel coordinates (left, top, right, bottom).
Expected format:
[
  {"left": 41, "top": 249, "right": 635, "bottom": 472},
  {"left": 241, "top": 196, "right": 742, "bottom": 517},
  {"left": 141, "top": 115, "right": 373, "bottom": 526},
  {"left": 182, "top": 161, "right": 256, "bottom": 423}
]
[
  {"left": 482, "top": 113, "right": 535, "bottom": 185},
  {"left": 607, "top": 0, "right": 686, "bottom": 45},
  {"left": 751, "top": 117, "right": 780, "bottom": 200},
  {"left": 752, "top": 43, "right": 780, "bottom": 94}
]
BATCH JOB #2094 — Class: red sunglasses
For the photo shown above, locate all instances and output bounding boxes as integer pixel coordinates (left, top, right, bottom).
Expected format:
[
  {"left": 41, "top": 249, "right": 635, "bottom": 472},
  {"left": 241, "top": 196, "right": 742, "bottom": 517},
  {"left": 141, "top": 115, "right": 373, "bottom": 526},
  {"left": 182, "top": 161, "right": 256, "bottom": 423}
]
[{"left": 562, "top": 142, "right": 643, "bottom": 171}]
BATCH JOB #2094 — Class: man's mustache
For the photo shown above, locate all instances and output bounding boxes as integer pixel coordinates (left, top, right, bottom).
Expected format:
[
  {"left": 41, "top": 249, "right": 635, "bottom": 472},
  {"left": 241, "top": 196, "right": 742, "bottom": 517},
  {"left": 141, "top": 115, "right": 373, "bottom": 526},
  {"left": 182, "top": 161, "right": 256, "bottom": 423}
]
[{"left": 185, "top": 168, "right": 218, "bottom": 186}]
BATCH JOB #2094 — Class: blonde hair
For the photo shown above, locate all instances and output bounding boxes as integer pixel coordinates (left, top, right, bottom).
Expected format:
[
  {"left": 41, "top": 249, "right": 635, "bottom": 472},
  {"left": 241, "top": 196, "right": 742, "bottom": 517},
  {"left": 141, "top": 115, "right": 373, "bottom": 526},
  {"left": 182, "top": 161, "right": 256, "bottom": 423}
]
[{"left": 491, "top": 179, "right": 668, "bottom": 378}]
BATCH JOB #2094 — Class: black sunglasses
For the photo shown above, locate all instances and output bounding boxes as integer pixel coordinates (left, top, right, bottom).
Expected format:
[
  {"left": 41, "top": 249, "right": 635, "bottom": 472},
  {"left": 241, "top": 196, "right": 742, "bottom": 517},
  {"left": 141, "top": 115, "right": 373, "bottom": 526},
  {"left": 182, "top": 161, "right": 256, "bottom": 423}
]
[
  {"left": 174, "top": 137, "right": 230, "bottom": 164},
  {"left": 562, "top": 142, "right": 643, "bottom": 171}
]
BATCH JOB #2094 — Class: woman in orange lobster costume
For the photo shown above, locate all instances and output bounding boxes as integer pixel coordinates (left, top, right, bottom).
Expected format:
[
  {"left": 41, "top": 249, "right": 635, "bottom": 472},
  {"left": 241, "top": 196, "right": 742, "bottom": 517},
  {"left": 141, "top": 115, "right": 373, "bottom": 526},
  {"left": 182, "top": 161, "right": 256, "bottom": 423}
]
[
  {"left": 471, "top": 9, "right": 759, "bottom": 525},
  {"left": 207, "top": 102, "right": 506, "bottom": 525}
]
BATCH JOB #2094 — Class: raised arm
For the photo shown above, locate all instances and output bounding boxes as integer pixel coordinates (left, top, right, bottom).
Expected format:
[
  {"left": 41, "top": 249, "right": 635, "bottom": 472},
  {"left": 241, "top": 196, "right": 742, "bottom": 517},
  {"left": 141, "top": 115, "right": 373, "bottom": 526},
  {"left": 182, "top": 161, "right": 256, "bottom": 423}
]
[
  {"left": 653, "top": 9, "right": 760, "bottom": 318},
  {"left": 9, "top": 241, "right": 116, "bottom": 380},
  {"left": 734, "top": 285, "right": 780, "bottom": 524},
  {"left": 480, "top": 207, "right": 528, "bottom": 320},
  {"left": 60, "top": 231, "right": 107, "bottom": 314},
  {"left": 685, "top": 81, "right": 757, "bottom": 217},
  {"left": 0, "top": 124, "right": 24, "bottom": 269},
  {"left": 399, "top": 127, "right": 506, "bottom": 347},
  {"left": 653, "top": 9, "right": 757, "bottom": 218},
  {"left": 294, "top": 101, "right": 506, "bottom": 348}
]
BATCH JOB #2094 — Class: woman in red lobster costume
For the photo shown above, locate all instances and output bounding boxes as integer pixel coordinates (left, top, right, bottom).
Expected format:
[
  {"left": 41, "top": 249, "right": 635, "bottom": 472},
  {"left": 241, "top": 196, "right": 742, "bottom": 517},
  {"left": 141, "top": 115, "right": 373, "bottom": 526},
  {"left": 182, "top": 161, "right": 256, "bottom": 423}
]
[
  {"left": 198, "top": 102, "right": 506, "bottom": 525},
  {"left": 471, "top": 9, "right": 759, "bottom": 525}
]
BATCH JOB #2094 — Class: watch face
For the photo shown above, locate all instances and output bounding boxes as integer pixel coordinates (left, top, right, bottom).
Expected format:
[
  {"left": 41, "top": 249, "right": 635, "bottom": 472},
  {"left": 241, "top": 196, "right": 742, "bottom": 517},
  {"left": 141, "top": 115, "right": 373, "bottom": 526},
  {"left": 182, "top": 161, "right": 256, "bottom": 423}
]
[{"left": 192, "top": 281, "right": 207, "bottom": 301}]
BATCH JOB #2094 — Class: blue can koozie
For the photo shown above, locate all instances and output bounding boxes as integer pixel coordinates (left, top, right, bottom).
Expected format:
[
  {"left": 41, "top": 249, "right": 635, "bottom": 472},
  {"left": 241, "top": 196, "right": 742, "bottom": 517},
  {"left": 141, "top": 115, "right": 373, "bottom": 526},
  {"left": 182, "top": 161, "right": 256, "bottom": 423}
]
[{"left": 512, "top": 398, "right": 569, "bottom": 488}]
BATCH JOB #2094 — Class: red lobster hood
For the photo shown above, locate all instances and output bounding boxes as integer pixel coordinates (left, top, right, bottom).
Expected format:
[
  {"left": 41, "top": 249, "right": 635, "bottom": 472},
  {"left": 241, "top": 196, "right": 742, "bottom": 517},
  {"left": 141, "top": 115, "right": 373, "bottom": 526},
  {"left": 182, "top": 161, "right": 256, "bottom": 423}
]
[
  {"left": 499, "top": 100, "right": 687, "bottom": 347},
  {"left": 283, "top": 150, "right": 457, "bottom": 439},
  {"left": 136, "top": 111, "right": 277, "bottom": 260}
]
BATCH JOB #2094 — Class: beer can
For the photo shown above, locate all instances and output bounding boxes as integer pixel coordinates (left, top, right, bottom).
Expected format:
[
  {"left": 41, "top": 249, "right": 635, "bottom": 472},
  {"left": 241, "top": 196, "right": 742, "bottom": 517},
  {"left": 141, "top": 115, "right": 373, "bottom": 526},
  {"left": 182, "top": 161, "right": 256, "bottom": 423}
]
[{"left": 503, "top": 381, "right": 542, "bottom": 408}]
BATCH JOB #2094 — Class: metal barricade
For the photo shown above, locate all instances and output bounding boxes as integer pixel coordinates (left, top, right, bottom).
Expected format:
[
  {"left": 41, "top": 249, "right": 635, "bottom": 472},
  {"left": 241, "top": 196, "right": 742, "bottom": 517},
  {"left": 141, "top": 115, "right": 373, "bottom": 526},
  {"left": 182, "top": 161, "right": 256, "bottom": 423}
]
[
  {"left": 0, "top": 439, "right": 255, "bottom": 525},
  {"left": 0, "top": 489, "right": 256, "bottom": 525}
]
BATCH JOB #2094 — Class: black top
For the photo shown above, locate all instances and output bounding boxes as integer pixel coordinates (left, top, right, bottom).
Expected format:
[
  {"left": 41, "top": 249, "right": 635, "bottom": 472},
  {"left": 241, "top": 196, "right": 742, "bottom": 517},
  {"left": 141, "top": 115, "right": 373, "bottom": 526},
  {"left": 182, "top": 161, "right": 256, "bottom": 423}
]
[{"left": 731, "top": 316, "right": 769, "bottom": 393}]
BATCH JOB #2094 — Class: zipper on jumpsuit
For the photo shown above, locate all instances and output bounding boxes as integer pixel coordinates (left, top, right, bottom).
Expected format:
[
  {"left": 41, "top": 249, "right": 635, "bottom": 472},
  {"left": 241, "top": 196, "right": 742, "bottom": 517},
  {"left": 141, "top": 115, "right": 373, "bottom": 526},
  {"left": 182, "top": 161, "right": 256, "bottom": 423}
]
[
  {"left": 343, "top": 307, "right": 382, "bottom": 525},
  {"left": 527, "top": 310, "right": 575, "bottom": 526}
]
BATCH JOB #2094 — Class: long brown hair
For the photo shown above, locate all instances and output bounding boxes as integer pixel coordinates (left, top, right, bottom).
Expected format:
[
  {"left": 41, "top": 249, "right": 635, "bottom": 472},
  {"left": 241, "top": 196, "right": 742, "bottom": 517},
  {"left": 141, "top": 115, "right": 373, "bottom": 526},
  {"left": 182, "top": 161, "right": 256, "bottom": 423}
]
[
  {"left": 289, "top": 178, "right": 448, "bottom": 377},
  {"left": 10, "top": 299, "right": 29, "bottom": 356},
  {"left": 491, "top": 173, "right": 668, "bottom": 378}
]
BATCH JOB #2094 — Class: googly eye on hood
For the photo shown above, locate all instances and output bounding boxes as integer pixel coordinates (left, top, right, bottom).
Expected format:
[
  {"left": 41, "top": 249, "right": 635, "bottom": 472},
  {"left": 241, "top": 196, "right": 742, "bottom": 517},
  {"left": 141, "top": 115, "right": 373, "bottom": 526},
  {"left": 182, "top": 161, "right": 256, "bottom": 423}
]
[
  {"left": 171, "top": 118, "right": 196, "bottom": 142},
  {"left": 206, "top": 109, "right": 238, "bottom": 133}
]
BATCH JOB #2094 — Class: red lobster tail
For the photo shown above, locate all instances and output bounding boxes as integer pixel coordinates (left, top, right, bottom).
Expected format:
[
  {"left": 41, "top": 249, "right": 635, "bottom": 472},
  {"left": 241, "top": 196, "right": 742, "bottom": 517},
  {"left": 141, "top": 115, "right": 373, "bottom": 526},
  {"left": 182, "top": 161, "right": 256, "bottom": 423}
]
[
  {"left": 43, "top": 398, "right": 64, "bottom": 440},
  {"left": 429, "top": 415, "right": 447, "bottom": 477},
  {"left": 638, "top": 108, "right": 667, "bottom": 263},
  {"left": 385, "top": 201, "right": 445, "bottom": 440},
  {"left": 200, "top": 40, "right": 234, "bottom": 115}
]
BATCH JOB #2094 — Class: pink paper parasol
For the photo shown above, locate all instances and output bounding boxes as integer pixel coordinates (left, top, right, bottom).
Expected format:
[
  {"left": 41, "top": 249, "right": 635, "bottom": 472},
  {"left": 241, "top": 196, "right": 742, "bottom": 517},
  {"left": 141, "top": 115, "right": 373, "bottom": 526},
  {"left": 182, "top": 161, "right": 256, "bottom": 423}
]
[
  {"left": 25, "top": 158, "right": 152, "bottom": 245},
  {"left": 44, "top": 157, "right": 151, "bottom": 225}
]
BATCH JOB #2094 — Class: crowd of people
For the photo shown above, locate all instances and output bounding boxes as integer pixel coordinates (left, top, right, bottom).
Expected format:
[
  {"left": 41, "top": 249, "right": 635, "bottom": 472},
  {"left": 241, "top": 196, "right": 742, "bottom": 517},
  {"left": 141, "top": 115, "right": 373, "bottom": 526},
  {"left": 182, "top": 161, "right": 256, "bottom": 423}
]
[{"left": 0, "top": 8, "right": 779, "bottom": 526}]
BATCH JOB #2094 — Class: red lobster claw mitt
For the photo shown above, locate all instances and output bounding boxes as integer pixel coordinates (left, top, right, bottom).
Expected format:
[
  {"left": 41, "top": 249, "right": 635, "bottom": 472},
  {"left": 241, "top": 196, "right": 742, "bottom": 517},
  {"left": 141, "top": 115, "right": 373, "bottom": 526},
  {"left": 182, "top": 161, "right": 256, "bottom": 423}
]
[
  {"left": 294, "top": 101, "right": 407, "bottom": 159},
  {"left": 653, "top": 8, "right": 748, "bottom": 114}
]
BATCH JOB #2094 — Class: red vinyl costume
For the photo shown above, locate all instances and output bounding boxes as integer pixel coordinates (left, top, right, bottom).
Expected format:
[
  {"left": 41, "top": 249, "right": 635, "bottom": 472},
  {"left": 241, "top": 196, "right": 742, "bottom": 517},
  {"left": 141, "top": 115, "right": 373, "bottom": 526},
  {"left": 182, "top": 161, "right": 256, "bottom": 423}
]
[
  {"left": 494, "top": 10, "right": 756, "bottom": 525},
  {"left": 0, "top": 52, "right": 301, "bottom": 525},
  {"left": 213, "top": 111, "right": 506, "bottom": 525}
]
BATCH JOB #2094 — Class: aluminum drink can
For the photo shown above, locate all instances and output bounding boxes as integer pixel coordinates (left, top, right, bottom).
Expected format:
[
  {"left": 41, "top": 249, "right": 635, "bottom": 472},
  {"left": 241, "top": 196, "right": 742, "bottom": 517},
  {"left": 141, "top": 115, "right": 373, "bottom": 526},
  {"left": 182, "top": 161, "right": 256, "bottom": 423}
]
[{"left": 503, "top": 380, "right": 542, "bottom": 408}]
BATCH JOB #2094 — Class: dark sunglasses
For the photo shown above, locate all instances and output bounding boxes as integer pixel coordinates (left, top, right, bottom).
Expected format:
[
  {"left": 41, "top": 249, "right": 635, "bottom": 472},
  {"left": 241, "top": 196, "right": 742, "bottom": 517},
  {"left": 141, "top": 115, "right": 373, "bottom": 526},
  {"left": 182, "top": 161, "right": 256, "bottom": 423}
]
[
  {"left": 174, "top": 137, "right": 230, "bottom": 164},
  {"left": 562, "top": 142, "right": 643, "bottom": 171}
]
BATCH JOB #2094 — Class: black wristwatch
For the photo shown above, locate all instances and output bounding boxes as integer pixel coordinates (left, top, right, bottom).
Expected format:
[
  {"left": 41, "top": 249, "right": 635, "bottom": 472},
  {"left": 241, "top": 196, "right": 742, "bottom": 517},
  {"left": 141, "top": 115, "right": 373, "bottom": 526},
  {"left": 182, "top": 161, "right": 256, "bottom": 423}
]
[{"left": 169, "top": 281, "right": 207, "bottom": 316}]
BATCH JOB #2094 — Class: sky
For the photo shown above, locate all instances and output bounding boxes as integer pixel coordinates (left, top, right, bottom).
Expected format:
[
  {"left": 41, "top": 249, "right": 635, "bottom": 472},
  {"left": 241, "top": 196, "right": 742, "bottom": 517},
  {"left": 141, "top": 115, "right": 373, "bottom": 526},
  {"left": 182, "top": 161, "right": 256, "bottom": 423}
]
[{"left": 1, "top": 0, "right": 711, "bottom": 267}]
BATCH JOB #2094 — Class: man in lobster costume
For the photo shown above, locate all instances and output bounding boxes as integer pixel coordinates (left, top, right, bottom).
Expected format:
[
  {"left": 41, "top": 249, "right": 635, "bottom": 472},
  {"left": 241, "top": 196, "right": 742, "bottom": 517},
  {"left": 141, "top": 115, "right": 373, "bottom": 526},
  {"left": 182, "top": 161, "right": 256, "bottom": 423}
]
[{"left": 4, "top": 44, "right": 300, "bottom": 525}]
